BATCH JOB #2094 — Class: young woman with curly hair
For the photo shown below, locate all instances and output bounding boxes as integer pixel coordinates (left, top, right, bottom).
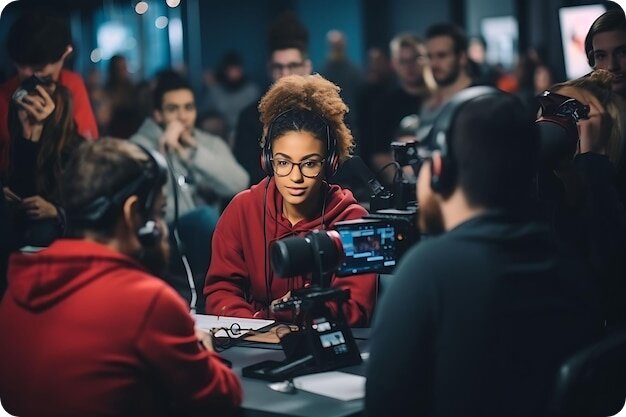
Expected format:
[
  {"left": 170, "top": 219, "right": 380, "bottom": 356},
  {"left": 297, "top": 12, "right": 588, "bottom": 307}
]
[{"left": 204, "top": 74, "right": 376, "bottom": 326}]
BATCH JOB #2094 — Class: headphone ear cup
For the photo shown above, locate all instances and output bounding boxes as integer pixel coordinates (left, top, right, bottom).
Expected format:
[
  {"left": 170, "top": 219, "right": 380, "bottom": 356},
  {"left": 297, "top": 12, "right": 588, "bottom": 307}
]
[
  {"left": 325, "top": 150, "right": 338, "bottom": 178},
  {"left": 430, "top": 153, "right": 453, "bottom": 194},
  {"left": 137, "top": 220, "right": 160, "bottom": 246},
  {"left": 260, "top": 137, "right": 273, "bottom": 176}
]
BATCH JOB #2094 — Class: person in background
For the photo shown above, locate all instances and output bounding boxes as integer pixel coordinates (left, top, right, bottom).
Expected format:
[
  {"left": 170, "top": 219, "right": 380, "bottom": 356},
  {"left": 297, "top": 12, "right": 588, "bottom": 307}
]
[
  {"left": 366, "top": 88, "right": 601, "bottom": 417},
  {"left": 0, "top": 10, "right": 98, "bottom": 175},
  {"left": 0, "top": 139, "right": 242, "bottom": 417},
  {"left": 200, "top": 51, "right": 260, "bottom": 143},
  {"left": 467, "top": 35, "right": 499, "bottom": 86},
  {"left": 321, "top": 29, "right": 363, "bottom": 130},
  {"left": 355, "top": 46, "right": 396, "bottom": 183},
  {"left": 3, "top": 77, "right": 82, "bottom": 249},
  {"left": 205, "top": 74, "right": 376, "bottom": 327},
  {"left": 233, "top": 12, "right": 312, "bottom": 185},
  {"left": 418, "top": 22, "right": 474, "bottom": 141},
  {"left": 369, "top": 33, "right": 435, "bottom": 183},
  {"left": 539, "top": 70, "right": 626, "bottom": 326},
  {"left": 131, "top": 71, "right": 248, "bottom": 311},
  {"left": 585, "top": 7, "right": 626, "bottom": 99},
  {"left": 584, "top": 6, "right": 626, "bottom": 194}
]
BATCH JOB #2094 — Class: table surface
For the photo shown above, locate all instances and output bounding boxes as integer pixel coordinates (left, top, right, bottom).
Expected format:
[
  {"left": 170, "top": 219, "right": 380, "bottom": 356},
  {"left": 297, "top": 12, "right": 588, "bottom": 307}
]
[{"left": 220, "top": 328, "right": 370, "bottom": 417}]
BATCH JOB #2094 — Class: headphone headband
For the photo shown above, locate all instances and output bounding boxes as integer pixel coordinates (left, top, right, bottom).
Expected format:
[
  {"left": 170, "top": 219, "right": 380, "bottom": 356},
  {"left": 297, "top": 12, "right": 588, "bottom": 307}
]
[
  {"left": 422, "top": 86, "right": 502, "bottom": 194},
  {"left": 260, "top": 108, "right": 339, "bottom": 178},
  {"left": 67, "top": 145, "right": 167, "bottom": 245}
]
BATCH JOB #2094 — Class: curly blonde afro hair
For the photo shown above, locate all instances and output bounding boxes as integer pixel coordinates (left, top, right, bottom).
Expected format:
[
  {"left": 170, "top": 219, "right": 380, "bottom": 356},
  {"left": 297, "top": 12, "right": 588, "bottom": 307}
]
[{"left": 258, "top": 74, "right": 355, "bottom": 162}]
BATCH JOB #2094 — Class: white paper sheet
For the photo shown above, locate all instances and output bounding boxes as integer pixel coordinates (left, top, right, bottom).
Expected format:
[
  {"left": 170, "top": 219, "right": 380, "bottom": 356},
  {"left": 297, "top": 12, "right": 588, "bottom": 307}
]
[
  {"left": 191, "top": 313, "right": 274, "bottom": 338},
  {"left": 293, "top": 371, "right": 366, "bottom": 401}
]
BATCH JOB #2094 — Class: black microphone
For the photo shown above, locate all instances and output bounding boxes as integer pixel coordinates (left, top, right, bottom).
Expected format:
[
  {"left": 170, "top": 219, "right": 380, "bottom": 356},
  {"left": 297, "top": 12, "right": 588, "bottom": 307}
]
[{"left": 341, "top": 156, "right": 389, "bottom": 201}]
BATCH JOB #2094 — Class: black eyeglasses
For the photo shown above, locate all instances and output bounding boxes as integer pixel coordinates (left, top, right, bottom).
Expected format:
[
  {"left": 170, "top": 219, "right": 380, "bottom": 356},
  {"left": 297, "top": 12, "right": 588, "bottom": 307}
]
[
  {"left": 538, "top": 90, "right": 590, "bottom": 122},
  {"left": 270, "top": 61, "right": 305, "bottom": 73},
  {"left": 271, "top": 158, "right": 325, "bottom": 178}
]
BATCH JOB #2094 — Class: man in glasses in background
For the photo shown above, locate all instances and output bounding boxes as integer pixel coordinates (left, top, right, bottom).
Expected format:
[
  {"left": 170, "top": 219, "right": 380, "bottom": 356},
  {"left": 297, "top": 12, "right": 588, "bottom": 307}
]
[{"left": 233, "top": 12, "right": 312, "bottom": 185}]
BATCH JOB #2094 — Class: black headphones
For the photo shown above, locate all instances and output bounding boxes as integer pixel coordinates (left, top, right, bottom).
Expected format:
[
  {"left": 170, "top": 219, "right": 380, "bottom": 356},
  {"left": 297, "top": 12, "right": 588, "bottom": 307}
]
[
  {"left": 421, "top": 86, "right": 501, "bottom": 195},
  {"left": 260, "top": 108, "right": 339, "bottom": 179},
  {"left": 68, "top": 145, "right": 168, "bottom": 246}
]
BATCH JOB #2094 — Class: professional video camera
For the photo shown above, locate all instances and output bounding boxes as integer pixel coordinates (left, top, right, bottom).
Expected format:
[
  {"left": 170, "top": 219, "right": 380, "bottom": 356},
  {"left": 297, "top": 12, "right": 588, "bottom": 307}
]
[
  {"left": 535, "top": 90, "right": 590, "bottom": 167},
  {"left": 271, "top": 152, "right": 419, "bottom": 283}
]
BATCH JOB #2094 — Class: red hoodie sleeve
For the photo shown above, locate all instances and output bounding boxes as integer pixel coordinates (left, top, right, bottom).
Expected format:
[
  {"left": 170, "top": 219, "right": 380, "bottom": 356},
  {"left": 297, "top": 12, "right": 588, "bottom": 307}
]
[
  {"left": 136, "top": 286, "right": 242, "bottom": 416},
  {"left": 328, "top": 204, "right": 377, "bottom": 327},
  {"left": 204, "top": 196, "right": 257, "bottom": 318}
]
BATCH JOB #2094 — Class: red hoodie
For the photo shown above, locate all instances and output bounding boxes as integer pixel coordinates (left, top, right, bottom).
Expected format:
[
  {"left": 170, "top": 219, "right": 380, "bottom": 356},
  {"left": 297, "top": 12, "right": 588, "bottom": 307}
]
[
  {"left": 0, "top": 240, "right": 241, "bottom": 417},
  {"left": 204, "top": 177, "right": 376, "bottom": 326}
]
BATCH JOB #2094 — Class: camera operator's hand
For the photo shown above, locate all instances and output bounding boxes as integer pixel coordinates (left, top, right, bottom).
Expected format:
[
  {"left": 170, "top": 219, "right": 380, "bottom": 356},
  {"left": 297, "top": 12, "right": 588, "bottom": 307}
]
[
  {"left": 22, "top": 195, "right": 58, "bottom": 220},
  {"left": 17, "top": 85, "right": 55, "bottom": 141},
  {"left": 269, "top": 291, "right": 292, "bottom": 312}
]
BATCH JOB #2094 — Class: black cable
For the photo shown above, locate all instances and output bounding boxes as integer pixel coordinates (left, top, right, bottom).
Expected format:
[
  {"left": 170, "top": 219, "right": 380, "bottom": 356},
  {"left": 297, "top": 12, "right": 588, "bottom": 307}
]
[
  {"left": 263, "top": 176, "right": 271, "bottom": 314},
  {"left": 376, "top": 161, "right": 402, "bottom": 183},
  {"left": 164, "top": 151, "right": 197, "bottom": 312}
]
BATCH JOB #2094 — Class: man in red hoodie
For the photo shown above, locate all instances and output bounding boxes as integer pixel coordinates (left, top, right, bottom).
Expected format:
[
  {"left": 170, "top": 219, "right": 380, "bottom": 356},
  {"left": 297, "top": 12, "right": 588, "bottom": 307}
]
[
  {"left": 0, "top": 139, "right": 241, "bottom": 417},
  {"left": 204, "top": 74, "right": 376, "bottom": 327},
  {"left": 0, "top": 10, "right": 98, "bottom": 175}
]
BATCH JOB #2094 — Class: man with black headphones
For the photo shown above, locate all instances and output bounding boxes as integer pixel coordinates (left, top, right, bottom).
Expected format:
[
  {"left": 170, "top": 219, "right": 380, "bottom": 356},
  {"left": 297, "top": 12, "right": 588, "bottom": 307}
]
[
  {"left": 0, "top": 139, "right": 241, "bottom": 416},
  {"left": 365, "top": 87, "right": 601, "bottom": 417},
  {"left": 585, "top": 6, "right": 626, "bottom": 99}
]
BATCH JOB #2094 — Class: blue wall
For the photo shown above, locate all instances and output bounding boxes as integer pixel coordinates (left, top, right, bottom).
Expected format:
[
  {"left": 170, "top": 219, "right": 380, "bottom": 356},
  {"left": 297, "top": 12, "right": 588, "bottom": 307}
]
[
  {"left": 465, "top": 0, "right": 515, "bottom": 37},
  {"left": 389, "top": 0, "right": 450, "bottom": 35}
]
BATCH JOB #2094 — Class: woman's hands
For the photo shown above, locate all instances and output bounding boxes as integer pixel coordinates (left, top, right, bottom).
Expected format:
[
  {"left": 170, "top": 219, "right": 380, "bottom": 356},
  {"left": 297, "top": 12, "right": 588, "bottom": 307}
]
[{"left": 17, "top": 85, "right": 55, "bottom": 141}]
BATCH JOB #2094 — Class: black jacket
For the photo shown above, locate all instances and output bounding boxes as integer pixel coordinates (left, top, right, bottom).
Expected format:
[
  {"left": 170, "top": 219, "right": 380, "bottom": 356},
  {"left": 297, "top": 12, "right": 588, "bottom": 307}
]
[{"left": 366, "top": 211, "right": 601, "bottom": 417}]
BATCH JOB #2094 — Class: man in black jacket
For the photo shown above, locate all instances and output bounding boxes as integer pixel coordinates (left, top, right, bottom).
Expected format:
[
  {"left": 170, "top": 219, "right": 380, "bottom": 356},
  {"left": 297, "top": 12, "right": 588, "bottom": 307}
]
[
  {"left": 233, "top": 13, "right": 311, "bottom": 185},
  {"left": 365, "top": 88, "right": 601, "bottom": 417}
]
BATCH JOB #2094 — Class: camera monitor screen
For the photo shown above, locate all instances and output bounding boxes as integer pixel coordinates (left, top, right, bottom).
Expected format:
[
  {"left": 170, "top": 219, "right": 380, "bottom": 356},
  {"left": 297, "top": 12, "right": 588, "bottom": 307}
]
[{"left": 335, "top": 220, "right": 397, "bottom": 276}]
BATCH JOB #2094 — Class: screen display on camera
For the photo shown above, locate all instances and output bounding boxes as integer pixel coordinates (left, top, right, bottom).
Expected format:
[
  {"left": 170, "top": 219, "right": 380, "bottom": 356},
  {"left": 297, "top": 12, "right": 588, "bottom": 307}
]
[
  {"left": 312, "top": 317, "right": 349, "bottom": 355},
  {"left": 335, "top": 219, "right": 397, "bottom": 276}
]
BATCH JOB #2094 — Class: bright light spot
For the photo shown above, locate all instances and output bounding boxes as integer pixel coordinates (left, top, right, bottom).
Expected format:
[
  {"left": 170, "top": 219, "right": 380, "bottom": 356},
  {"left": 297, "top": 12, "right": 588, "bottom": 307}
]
[
  {"left": 97, "top": 22, "right": 130, "bottom": 60},
  {"left": 135, "top": 1, "right": 148, "bottom": 15},
  {"left": 166, "top": 0, "right": 181, "bottom": 7},
  {"left": 126, "top": 37, "right": 137, "bottom": 50},
  {"left": 90, "top": 49, "right": 102, "bottom": 63},
  {"left": 155, "top": 16, "right": 169, "bottom": 29},
  {"left": 169, "top": 18, "right": 183, "bottom": 45}
]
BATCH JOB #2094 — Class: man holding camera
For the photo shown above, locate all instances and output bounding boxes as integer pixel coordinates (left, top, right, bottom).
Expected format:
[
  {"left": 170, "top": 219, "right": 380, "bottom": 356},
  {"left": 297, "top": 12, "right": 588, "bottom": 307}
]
[
  {"left": 0, "top": 139, "right": 241, "bottom": 416},
  {"left": 365, "top": 88, "right": 601, "bottom": 417},
  {"left": 0, "top": 11, "right": 98, "bottom": 175}
]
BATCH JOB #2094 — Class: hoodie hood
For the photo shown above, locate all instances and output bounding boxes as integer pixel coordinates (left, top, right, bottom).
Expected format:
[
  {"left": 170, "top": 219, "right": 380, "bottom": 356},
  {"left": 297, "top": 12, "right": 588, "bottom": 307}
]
[
  {"left": 6, "top": 240, "right": 146, "bottom": 311},
  {"left": 249, "top": 176, "right": 364, "bottom": 241}
]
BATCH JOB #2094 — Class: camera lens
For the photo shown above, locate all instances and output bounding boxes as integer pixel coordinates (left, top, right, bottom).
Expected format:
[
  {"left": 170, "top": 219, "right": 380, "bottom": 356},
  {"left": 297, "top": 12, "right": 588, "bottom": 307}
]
[{"left": 270, "top": 230, "right": 344, "bottom": 278}]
